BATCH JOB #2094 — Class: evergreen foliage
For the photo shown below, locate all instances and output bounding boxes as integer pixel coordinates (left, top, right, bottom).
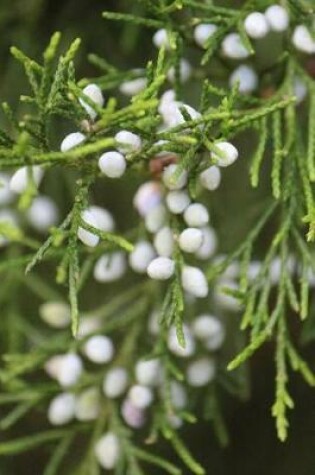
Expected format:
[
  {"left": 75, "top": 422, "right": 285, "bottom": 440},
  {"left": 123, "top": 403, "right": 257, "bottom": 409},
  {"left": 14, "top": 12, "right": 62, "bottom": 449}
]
[{"left": 0, "top": 0, "right": 314, "bottom": 473}]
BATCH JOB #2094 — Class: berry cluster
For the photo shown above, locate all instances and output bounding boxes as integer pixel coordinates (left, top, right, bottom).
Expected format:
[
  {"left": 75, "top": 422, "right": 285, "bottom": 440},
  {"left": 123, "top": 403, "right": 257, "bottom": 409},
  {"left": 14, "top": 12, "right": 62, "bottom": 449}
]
[{"left": 1, "top": 1, "right": 315, "bottom": 472}]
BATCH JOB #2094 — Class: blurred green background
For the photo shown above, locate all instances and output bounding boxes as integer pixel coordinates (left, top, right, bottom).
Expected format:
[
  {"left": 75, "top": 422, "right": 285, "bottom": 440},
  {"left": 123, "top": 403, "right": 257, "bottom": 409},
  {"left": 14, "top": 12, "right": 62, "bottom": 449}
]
[{"left": 1, "top": 1, "right": 315, "bottom": 474}]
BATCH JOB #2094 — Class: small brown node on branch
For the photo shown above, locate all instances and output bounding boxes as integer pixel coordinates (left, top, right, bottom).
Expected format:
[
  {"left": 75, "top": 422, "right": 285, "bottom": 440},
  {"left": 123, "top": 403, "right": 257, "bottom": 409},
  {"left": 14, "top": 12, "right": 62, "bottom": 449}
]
[{"left": 149, "top": 153, "right": 178, "bottom": 178}]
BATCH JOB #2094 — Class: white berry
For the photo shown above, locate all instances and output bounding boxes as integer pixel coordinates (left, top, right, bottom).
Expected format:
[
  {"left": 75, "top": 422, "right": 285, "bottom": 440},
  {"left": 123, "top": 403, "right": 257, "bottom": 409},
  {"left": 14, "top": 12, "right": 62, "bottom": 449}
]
[
  {"left": 181, "top": 266, "right": 208, "bottom": 298},
  {"left": 129, "top": 241, "right": 156, "bottom": 273},
  {"left": 133, "top": 181, "right": 162, "bottom": 217},
  {"left": 292, "top": 25, "right": 315, "bottom": 54},
  {"left": 168, "top": 325, "right": 195, "bottom": 358},
  {"left": 153, "top": 28, "right": 171, "bottom": 49},
  {"left": 144, "top": 204, "right": 166, "bottom": 233},
  {"left": 119, "top": 77, "right": 147, "bottom": 96},
  {"left": 48, "top": 392, "right": 75, "bottom": 426},
  {"left": 94, "top": 252, "right": 126, "bottom": 282},
  {"left": 79, "top": 83, "right": 104, "bottom": 119},
  {"left": 154, "top": 226, "right": 174, "bottom": 257},
  {"left": 39, "top": 301, "right": 71, "bottom": 328},
  {"left": 45, "top": 355, "right": 64, "bottom": 380},
  {"left": 265, "top": 5, "right": 289, "bottom": 32},
  {"left": 196, "top": 226, "right": 217, "bottom": 260},
  {"left": 83, "top": 335, "right": 114, "bottom": 364},
  {"left": 121, "top": 399, "right": 145, "bottom": 428},
  {"left": 166, "top": 190, "right": 190, "bottom": 214},
  {"left": 244, "top": 12, "right": 270, "bottom": 39},
  {"left": 194, "top": 23, "right": 217, "bottom": 48},
  {"left": 212, "top": 141, "right": 239, "bottom": 167},
  {"left": 128, "top": 385, "right": 153, "bottom": 409},
  {"left": 60, "top": 132, "right": 86, "bottom": 152},
  {"left": 115, "top": 130, "right": 142, "bottom": 153},
  {"left": 158, "top": 89, "right": 176, "bottom": 117},
  {"left": 222, "top": 33, "right": 250, "bottom": 59},
  {"left": 74, "top": 387, "right": 100, "bottom": 421},
  {"left": 77, "top": 209, "right": 100, "bottom": 247},
  {"left": 98, "top": 151, "right": 126, "bottom": 178},
  {"left": 162, "top": 102, "right": 201, "bottom": 128},
  {"left": 79, "top": 205, "right": 114, "bottom": 245},
  {"left": 192, "top": 314, "right": 225, "bottom": 350},
  {"left": 27, "top": 196, "right": 59, "bottom": 232},
  {"left": 179, "top": 228, "right": 203, "bottom": 253},
  {"left": 10, "top": 166, "right": 44, "bottom": 194},
  {"left": 103, "top": 367, "right": 128, "bottom": 398},
  {"left": 147, "top": 256, "right": 175, "bottom": 280},
  {"left": 184, "top": 203, "right": 209, "bottom": 227},
  {"left": 163, "top": 164, "right": 188, "bottom": 190},
  {"left": 94, "top": 433, "right": 120, "bottom": 470},
  {"left": 56, "top": 353, "right": 83, "bottom": 387},
  {"left": 229, "top": 65, "right": 258, "bottom": 94},
  {"left": 199, "top": 165, "right": 221, "bottom": 191},
  {"left": 187, "top": 357, "right": 216, "bottom": 387},
  {"left": 88, "top": 205, "right": 115, "bottom": 232},
  {"left": 135, "top": 358, "right": 161, "bottom": 387}
]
